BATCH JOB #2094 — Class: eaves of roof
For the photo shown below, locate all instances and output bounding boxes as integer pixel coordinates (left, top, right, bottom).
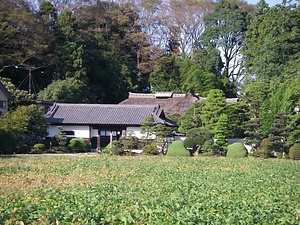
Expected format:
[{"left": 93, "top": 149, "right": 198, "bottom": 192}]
[{"left": 45, "top": 103, "right": 177, "bottom": 127}]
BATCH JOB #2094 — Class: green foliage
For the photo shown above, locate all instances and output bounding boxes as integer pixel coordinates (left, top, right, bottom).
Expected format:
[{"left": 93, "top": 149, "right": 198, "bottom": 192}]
[
  {"left": 54, "top": 127, "right": 68, "bottom": 152},
  {"left": 201, "top": 139, "right": 215, "bottom": 154},
  {"left": 30, "top": 144, "right": 46, "bottom": 154},
  {"left": 243, "top": 2, "right": 300, "bottom": 82},
  {"left": 149, "top": 56, "right": 182, "bottom": 92},
  {"left": 110, "top": 140, "right": 124, "bottom": 155},
  {"left": 38, "top": 78, "right": 96, "bottom": 103},
  {"left": 0, "top": 130, "right": 16, "bottom": 154},
  {"left": 226, "top": 101, "right": 251, "bottom": 138},
  {"left": 268, "top": 112, "right": 289, "bottom": 153},
  {"left": 199, "top": 0, "right": 250, "bottom": 92},
  {"left": 289, "top": 143, "right": 300, "bottom": 160},
  {"left": 184, "top": 127, "right": 214, "bottom": 154},
  {"left": 179, "top": 101, "right": 205, "bottom": 134},
  {"left": 102, "top": 143, "right": 111, "bottom": 154},
  {"left": 140, "top": 116, "right": 154, "bottom": 143},
  {"left": 214, "top": 114, "right": 229, "bottom": 152},
  {"left": 0, "top": 77, "right": 35, "bottom": 110},
  {"left": 68, "top": 138, "right": 90, "bottom": 153},
  {"left": 180, "top": 58, "right": 221, "bottom": 97},
  {"left": 0, "top": 105, "right": 48, "bottom": 153},
  {"left": 226, "top": 143, "right": 248, "bottom": 158},
  {"left": 166, "top": 141, "right": 190, "bottom": 157},
  {"left": 244, "top": 118, "right": 265, "bottom": 150},
  {"left": 183, "top": 138, "right": 196, "bottom": 149},
  {"left": 241, "top": 80, "right": 269, "bottom": 118},
  {"left": 200, "top": 89, "right": 227, "bottom": 131},
  {"left": 0, "top": 156, "right": 299, "bottom": 224},
  {"left": 287, "top": 113, "right": 300, "bottom": 146},
  {"left": 142, "top": 145, "right": 157, "bottom": 155},
  {"left": 259, "top": 138, "right": 271, "bottom": 158}
]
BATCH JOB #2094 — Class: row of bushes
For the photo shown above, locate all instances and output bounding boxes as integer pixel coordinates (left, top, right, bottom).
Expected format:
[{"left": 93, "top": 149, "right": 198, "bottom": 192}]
[
  {"left": 30, "top": 138, "right": 90, "bottom": 154},
  {"left": 163, "top": 140, "right": 300, "bottom": 159},
  {"left": 30, "top": 137, "right": 300, "bottom": 160}
]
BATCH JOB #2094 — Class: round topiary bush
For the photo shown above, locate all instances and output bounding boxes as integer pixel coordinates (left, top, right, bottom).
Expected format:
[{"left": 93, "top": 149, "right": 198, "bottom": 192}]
[
  {"left": 183, "top": 138, "right": 195, "bottom": 149},
  {"left": 30, "top": 143, "right": 46, "bottom": 154},
  {"left": 68, "top": 138, "right": 89, "bottom": 153},
  {"left": 289, "top": 143, "right": 300, "bottom": 160},
  {"left": 143, "top": 145, "right": 157, "bottom": 155},
  {"left": 226, "top": 142, "right": 248, "bottom": 158},
  {"left": 166, "top": 140, "right": 191, "bottom": 157}
]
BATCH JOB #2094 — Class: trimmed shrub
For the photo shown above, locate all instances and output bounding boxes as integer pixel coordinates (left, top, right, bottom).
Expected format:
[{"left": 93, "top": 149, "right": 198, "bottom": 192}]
[
  {"left": 226, "top": 142, "right": 248, "bottom": 158},
  {"left": 183, "top": 138, "right": 195, "bottom": 149},
  {"left": 30, "top": 144, "right": 46, "bottom": 154},
  {"left": 201, "top": 139, "right": 215, "bottom": 154},
  {"left": 110, "top": 147, "right": 124, "bottom": 155},
  {"left": 259, "top": 138, "right": 271, "bottom": 158},
  {"left": 68, "top": 138, "right": 89, "bottom": 153},
  {"left": 102, "top": 143, "right": 111, "bottom": 154},
  {"left": 166, "top": 141, "right": 190, "bottom": 157},
  {"left": 110, "top": 140, "right": 124, "bottom": 155},
  {"left": 143, "top": 145, "right": 157, "bottom": 155},
  {"left": 289, "top": 143, "right": 300, "bottom": 160}
]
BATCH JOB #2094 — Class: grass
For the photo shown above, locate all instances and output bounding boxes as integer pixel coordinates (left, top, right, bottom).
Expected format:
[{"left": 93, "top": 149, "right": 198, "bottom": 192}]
[{"left": 0, "top": 155, "right": 299, "bottom": 224}]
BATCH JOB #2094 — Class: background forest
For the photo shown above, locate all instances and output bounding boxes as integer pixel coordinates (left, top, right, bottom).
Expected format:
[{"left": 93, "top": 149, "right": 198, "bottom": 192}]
[{"left": 0, "top": 0, "right": 300, "bottom": 157}]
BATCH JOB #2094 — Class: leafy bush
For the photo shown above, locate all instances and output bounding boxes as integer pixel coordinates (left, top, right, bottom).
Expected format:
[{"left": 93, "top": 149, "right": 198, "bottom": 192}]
[
  {"left": 30, "top": 144, "right": 46, "bottom": 154},
  {"left": 110, "top": 140, "right": 124, "bottom": 155},
  {"left": 166, "top": 141, "right": 190, "bottom": 157},
  {"left": 110, "top": 146, "right": 124, "bottom": 155},
  {"left": 102, "top": 143, "right": 111, "bottom": 154},
  {"left": 183, "top": 138, "right": 195, "bottom": 149},
  {"left": 120, "top": 135, "right": 138, "bottom": 150},
  {"left": 68, "top": 138, "right": 89, "bottom": 153},
  {"left": 226, "top": 142, "right": 247, "bottom": 158},
  {"left": 201, "top": 139, "right": 215, "bottom": 154},
  {"left": 0, "top": 131, "right": 16, "bottom": 154},
  {"left": 259, "top": 138, "right": 271, "bottom": 158},
  {"left": 289, "top": 143, "right": 300, "bottom": 160},
  {"left": 142, "top": 145, "right": 157, "bottom": 155}
]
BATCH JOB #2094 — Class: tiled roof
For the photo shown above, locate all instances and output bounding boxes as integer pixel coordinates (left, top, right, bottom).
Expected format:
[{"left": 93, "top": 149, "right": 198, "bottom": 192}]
[{"left": 45, "top": 103, "right": 177, "bottom": 126}]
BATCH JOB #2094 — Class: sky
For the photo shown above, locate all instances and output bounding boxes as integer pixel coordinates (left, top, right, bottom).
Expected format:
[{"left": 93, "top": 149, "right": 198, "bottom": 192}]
[{"left": 246, "top": 0, "right": 298, "bottom": 6}]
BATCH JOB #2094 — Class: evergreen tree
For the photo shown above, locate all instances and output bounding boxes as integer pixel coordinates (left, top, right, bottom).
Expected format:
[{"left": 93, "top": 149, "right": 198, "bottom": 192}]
[
  {"left": 268, "top": 112, "right": 289, "bottom": 153},
  {"left": 214, "top": 114, "right": 229, "bottom": 153},
  {"left": 244, "top": 118, "right": 265, "bottom": 151},
  {"left": 200, "top": 89, "right": 226, "bottom": 131}
]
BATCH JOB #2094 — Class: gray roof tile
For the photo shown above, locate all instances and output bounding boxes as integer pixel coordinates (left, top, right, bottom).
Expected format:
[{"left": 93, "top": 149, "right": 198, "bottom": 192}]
[{"left": 45, "top": 103, "right": 177, "bottom": 126}]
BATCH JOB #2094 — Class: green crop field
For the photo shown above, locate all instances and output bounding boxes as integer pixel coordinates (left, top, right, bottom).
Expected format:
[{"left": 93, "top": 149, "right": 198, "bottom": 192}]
[{"left": 0, "top": 155, "right": 299, "bottom": 224}]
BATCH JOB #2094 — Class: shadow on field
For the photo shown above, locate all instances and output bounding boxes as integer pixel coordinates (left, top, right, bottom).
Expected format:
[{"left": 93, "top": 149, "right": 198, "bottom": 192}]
[{"left": 0, "top": 154, "right": 19, "bottom": 158}]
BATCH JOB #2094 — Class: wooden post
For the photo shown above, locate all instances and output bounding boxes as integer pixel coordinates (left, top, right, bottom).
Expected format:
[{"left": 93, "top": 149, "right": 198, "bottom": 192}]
[{"left": 97, "top": 134, "right": 100, "bottom": 151}]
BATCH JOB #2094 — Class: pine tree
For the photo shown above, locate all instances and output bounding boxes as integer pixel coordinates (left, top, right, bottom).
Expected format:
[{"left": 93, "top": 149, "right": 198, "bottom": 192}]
[
  {"left": 214, "top": 114, "right": 229, "bottom": 153},
  {"left": 269, "top": 112, "right": 289, "bottom": 153}
]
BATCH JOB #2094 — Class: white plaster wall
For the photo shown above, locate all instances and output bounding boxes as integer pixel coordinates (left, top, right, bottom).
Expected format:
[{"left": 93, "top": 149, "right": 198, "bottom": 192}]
[
  {"left": 47, "top": 125, "right": 90, "bottom": 138},
  {"left": 126, "top": 127, "right": 155, "bottom": 139}
]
